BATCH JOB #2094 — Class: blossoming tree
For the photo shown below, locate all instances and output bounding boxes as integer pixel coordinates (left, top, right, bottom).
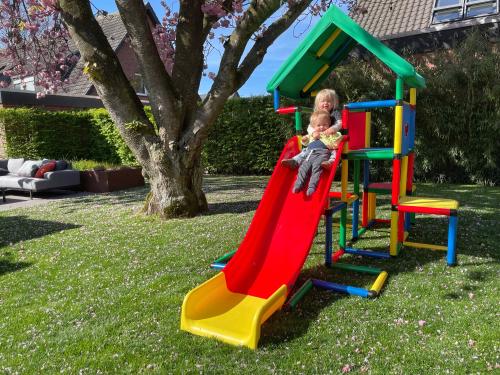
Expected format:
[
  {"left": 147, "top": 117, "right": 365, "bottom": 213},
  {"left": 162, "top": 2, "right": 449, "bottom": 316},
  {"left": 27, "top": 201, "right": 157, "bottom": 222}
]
[{"left": 1, "top": 0, "right": 354, "bottom": 218}]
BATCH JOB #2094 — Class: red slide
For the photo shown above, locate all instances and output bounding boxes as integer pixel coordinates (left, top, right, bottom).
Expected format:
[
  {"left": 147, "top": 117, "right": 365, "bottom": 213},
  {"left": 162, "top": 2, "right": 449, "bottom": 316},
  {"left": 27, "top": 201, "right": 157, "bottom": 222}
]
[
  {"left": 223, "top": 136, "right": 343, "bottom": 299},
  {"left": 181, "top": 136, "right": 344, "bottom": 349}
]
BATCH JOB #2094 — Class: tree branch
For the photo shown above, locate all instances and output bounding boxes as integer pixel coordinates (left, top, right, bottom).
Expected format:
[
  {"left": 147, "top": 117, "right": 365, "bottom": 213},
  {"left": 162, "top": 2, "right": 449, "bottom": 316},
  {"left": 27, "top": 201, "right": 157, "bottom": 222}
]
[
  {"left": 236, "top": 0, "right": 312, "bottom": 87},
  {"left": 171, "top": 0, "right": 205, "bottom": 105},
  {"left": 181, "top": 0, "right": 302, "bottom": 161},
  {"left": 58, "top": 0, "right": 161, "bottom": 175},
  {"left": 115, "top": 0, "right": 180, "bottom": 144}
]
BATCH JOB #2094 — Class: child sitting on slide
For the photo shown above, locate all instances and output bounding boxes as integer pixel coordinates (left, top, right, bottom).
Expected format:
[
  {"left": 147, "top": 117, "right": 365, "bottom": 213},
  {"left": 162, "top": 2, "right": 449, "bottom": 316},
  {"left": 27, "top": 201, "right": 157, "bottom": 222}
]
[
  {"left": 311, "top": 88, "right": 342, "bottom": 136},
  {"left": 282, "top": 110, "right": 343, "bottom": 196}
]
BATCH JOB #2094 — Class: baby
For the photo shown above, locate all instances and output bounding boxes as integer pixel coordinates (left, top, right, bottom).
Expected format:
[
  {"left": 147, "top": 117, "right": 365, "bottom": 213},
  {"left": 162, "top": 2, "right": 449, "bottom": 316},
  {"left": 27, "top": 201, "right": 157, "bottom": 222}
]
[{"left": 282, "top": 110, "right": 343, "bottom": 196}]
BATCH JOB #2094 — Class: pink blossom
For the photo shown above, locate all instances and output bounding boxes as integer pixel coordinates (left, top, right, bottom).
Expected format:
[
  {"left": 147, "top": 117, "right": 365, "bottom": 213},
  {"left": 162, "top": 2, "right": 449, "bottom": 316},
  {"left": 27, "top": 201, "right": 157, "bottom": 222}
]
[
  {"left": 342, "top": 364, "right": 352, "bottom": 373},
  {"left": 0, "top": 0, "right": 347, "bottom": 98},
  {"left": 418, "top": 320, "right": 426, "bottom": 327}
]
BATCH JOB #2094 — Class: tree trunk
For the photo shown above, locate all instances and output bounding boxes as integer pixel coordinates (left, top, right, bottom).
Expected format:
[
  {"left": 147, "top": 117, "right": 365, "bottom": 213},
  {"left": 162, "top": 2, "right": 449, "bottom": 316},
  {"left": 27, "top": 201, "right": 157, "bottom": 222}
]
[
  {"left": 57, "top": 0, "right": 316, "bottom": 219},
  {"left": 141, "top": 147, "right": 207, "bottom": 218},
  {"left": 59, "top": 0, "right": 208, "bottom": 219}
]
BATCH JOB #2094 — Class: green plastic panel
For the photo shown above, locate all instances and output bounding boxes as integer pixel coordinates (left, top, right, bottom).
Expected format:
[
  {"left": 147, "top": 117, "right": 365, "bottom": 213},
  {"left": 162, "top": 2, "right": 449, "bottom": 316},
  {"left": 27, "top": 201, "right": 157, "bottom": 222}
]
[
  {"left": 266, "top": 5, "right": 425, "bottom": 99},
  {"left": 345, "top": 148, "right": 394, "bottom": 160},
  {"left": 366, "top": 187, "right": 392, "bottom": 194}
]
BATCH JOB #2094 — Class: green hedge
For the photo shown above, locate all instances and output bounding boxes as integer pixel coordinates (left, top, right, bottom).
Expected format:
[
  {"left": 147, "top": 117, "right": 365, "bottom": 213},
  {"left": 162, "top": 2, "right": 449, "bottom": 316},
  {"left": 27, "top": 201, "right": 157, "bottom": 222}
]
[
  {"left": 1, "top": 29, "right": 497, "bottom": 185},
  {"left": 327, "top": 30, "right": 500, "bottom": 185},
  {"left": 203, "top": 96, "right": 297, "bottom": 174},
  {"left": 0, "top": 108, "right": 136, "bottom": 165}
]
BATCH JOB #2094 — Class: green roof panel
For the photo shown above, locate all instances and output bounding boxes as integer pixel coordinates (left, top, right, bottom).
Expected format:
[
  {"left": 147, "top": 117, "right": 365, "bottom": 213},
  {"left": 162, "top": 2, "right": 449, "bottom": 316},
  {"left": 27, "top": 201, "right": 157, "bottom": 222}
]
[{"left": 266, "top": 5, "right": 425, "bottom": 99}]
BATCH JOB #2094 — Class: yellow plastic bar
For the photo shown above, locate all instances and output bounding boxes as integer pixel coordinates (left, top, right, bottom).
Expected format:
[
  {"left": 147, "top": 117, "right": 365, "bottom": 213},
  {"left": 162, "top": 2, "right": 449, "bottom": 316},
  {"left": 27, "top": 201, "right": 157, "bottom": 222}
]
[
  {"left": 347, "top": 194, "right": 359, "bottom": 204},
  {"left": 394, "top": 105, "right": 403, "bottom": 154},
  {"left": 302, "top": 64, "right": 329, "bottom": 93},
  {"left": 404, "top": 241, "right": 447, "bottom": 251},
  {"left": 399, "top": 156, "right": 408, "bottom": 198},
  {"left": 340, "top": 142, "right": 349, "bottom": 202},
  {"left": 399, "top": 197, "right": 459, "bottom": 210},
  {"left": 336, "top": 194, "right": 359, "bottom": 205},
  {"left": 365, "top": 112, "right": 371, "bottom": 148},
  {"left": 316, "top": 28, "right": 342, "bottom": 57},
  {"left": 368, "top": 192, "right": 376, "bottom": 221},
  {"left": 370, "top": 271, "right": 388, "bottom": 295},
  {"left": 404, "top": 231, "right": 409, "bottom": 240},
  {"left": 389, "top": 211, "right": 399, "bottom": 256},
  {"left": 341, "top": 160, "right": 348, "bottom": 201},
  {"left": 410, "top": 88, "right": 417, "bottom": 105},
  {"left": 181, "top": 273, "right": 287, "bottom": 349}
]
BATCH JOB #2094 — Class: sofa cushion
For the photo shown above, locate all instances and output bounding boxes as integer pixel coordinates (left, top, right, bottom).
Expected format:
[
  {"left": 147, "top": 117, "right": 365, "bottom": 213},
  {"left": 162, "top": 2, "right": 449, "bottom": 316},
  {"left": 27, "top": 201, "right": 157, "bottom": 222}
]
[
  {"left": 0, "top": 167, "right": 8, "bottom": 176},
  {"left": 35, "top": 161, "right": 56, "bottom": 178},
  {"left": 55, "top": 160, "right": 68, "bottom": 170},
  {"left": 7, "top": 158, "right": 24, "bottom": 174},
  {"left": 0, "top": 170, "right": 80, "bottom": 191},
  {"left": 16, "top": 160, "right": 42, "bottom": 177}
]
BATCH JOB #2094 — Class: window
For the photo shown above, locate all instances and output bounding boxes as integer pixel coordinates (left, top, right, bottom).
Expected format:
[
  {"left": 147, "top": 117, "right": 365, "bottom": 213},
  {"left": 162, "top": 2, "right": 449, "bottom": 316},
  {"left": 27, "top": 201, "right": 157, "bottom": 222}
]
[
  {"left": 130, "top": 73, "right": 148, "bottom": 95},
  {"left": 12, "top": 76, "right": 35, "bottom": 91},
  {"left": 432, "top": 0, "right": 499, "bottom": 24}
]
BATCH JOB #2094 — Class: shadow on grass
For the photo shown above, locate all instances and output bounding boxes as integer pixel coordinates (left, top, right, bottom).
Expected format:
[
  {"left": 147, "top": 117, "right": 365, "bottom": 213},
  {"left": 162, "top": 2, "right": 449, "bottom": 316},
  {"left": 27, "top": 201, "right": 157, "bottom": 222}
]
[
  {"left": 205, "top": 200, "right": 260, "bottom": 215},
  {"left": 56, "top": 186, "right": 148, "bottom": 212},
  {"left": 203, "top": 176, "right": 268, "bottom": 193},
  {"left": 0, "top": 215, "right": 81, "bottom": 249},
  {"left": 259, "top": 206, "right": 499, "bottom": 347},
  {"left": 0, "top": 258, "right": 32, "bottom": 276},
  {"left": 260, "top": 266, "right": 349, "bottom": 347}
]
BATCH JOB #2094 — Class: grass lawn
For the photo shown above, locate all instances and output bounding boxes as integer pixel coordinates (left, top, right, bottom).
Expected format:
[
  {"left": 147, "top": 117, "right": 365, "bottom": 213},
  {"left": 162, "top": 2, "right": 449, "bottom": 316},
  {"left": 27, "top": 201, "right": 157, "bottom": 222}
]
[{"left": 0, "top": 176, "right": 498, "bottom": 373}]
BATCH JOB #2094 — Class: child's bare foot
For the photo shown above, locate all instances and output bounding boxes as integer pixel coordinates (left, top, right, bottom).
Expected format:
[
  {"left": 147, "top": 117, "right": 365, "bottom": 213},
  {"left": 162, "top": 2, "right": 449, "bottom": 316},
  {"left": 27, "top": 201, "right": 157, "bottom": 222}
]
[
  {"left": 321, "top": 160, "right": 333, "bottom": 170},
  {"left": 306, "top": 187, "right": 316, "bottom": 196},
  {"left": 282, "top": 159, "right": 298, "bottom": 169}
]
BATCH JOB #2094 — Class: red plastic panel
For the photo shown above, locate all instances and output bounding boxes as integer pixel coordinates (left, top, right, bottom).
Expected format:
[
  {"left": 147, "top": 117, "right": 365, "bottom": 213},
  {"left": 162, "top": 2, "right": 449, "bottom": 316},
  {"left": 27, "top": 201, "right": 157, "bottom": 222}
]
[
  {"left": 346, "top": 111, "right": 367, "bottom": 150},
  {"left": 397, "top": 205, "right": 451, "bottom": 216},
  {"left": 367, "top": 182, "right": 391, "bottom": 190},
  {"left": 276, "top": 106, "right": 298, "bottom": 115},
  {"left": 329, "top": 191, "right": 355, "bottom": 199},
  {"left": 223, "top": 137, "right": 344, "bottom": 299}
]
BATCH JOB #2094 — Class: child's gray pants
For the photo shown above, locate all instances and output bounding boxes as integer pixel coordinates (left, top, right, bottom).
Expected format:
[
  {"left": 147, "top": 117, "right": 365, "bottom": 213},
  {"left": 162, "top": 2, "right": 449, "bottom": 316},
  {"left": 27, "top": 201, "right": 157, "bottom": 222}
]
[{"left": 294, "top": 149, "right": 331, "bottom": 193}]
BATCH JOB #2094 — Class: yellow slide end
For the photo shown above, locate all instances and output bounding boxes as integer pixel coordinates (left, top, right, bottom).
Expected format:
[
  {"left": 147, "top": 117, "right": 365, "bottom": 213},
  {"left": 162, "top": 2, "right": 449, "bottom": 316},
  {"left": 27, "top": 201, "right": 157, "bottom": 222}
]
[{"left": 181, "top": 273, "right": 287, "bottom": 350}]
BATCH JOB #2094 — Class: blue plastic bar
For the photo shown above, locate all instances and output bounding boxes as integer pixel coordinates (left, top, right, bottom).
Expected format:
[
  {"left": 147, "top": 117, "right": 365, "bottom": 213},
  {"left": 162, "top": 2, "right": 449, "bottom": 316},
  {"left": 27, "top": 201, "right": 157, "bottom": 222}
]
[
  {"left": 325, "top": 209, "right": 333, "bottom": 267},
  {"left": 331, "top": 201, "right": 347, "bottom": 214},
  {"left": 352, "top": 200, "right": 359, "bottom": 239},
  {"left": 404, "top": 212, "right": 411, "bottom": 231},
  {"left": 363, "top": 160, "right": 369, "bottom": 188},
  {"left": 344, "top": 247, "right": 391, "bottom": 259},
  {"left": 210, "top": 262, "right": 226, "bottom": 270},
  {"left": 273, "top": 88, "right": 280, "bottom": 111},
  {"left": 328, "top": 41, "right": 353, "bottom": 66},
  {"left": 345, "top": 100, "right": 398, "bottom": 110},
  {"left": 312, "top": 279, "right": 370, "bottom": 298},
  {"left": 447, "top": 215, "right": 458, "bottom": 266}
]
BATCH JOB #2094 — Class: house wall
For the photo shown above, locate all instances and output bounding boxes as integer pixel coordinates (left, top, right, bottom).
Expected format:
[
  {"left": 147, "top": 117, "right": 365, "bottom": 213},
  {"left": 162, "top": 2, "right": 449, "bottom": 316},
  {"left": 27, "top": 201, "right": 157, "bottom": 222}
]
[
  {"left": 354, "top": 0, "right": 500, "bottom": 49},
  {"left": 86, "top": 40, "right": 149, "bottom": 101}
]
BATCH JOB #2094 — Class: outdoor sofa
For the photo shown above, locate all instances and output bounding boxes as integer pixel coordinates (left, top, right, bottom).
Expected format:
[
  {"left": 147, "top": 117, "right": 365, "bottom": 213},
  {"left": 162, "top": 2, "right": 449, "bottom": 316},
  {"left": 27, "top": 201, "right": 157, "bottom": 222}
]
[{"left": 0, "top": 158, "right": 80, "bottom": 201}]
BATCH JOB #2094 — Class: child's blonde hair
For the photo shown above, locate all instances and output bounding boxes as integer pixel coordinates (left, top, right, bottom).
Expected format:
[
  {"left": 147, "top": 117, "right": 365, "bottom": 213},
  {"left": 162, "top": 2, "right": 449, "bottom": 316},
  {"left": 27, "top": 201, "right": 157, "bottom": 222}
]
[
  {"left": 309, "top": 110, "right": 331, "bottom": 127},
  {"left": 314, "top": 89, "right": 340, "bottom": 110}
]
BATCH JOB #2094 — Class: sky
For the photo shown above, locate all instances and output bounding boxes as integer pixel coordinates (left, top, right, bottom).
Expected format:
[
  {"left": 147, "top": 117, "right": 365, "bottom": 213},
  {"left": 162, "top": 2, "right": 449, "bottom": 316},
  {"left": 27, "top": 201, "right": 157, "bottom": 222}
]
[{"left": 96, "top": 1, "right": 331, "bottom": 97}]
